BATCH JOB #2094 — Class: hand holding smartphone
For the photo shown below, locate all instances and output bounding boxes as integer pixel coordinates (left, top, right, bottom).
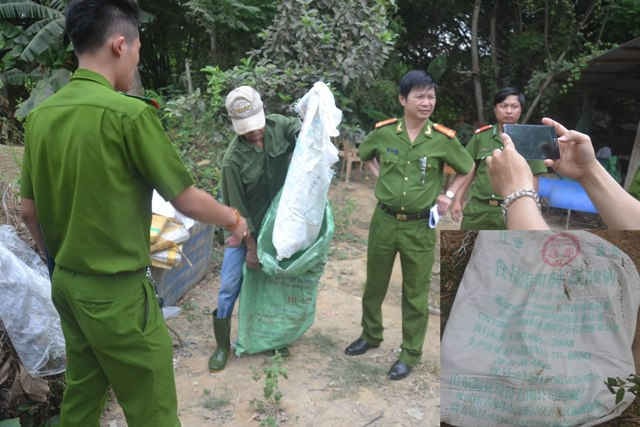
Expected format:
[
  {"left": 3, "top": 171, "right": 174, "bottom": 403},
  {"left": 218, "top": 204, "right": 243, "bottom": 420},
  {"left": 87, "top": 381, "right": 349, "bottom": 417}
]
[{"left": 503, "top": 124, "right": 560, "bottom": 160}]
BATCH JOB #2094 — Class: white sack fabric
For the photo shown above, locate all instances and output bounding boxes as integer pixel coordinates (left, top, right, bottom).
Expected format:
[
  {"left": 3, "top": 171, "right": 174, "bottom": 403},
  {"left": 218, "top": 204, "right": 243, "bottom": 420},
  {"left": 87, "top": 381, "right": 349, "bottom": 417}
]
[
  {"left": 272, "top": 82, "right": 341, "bottom": 260},
  {"left": 0, "top": 225, "right": 66, "bottom": 376},
  {"left": 441, "top": 231, "right": 640, "bottom": 427}
]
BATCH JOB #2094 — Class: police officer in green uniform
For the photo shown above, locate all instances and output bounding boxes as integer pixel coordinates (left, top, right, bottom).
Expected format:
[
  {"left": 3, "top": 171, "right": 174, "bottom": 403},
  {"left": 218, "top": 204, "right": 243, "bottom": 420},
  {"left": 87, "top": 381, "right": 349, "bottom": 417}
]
[
  {"left": 344, "top": 70, "right": 474, "bottom": 380},
  {"left": 208, "top": 86, "right": 300, "bottom": 372},
  {"left": 20, "top": 2, "right": 248, "bottom": 426},
  {"left": 451, "top": 87, "right": 548, "bottom": 229}
]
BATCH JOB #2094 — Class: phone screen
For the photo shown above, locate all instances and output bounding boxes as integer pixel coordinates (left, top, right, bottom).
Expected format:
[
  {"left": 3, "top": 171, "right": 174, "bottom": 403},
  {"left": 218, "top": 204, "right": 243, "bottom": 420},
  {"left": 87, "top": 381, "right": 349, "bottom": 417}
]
[{"left": 503, "top": 124, "right": 560, "bottom": 160}]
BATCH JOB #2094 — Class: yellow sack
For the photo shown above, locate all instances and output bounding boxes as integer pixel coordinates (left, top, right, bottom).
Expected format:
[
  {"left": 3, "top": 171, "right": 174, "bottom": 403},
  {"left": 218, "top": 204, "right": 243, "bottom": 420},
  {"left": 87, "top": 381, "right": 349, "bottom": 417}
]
[
  {"left": 150, "top": 214, "right": 168, "bottom": 244},
  {"left": 151, "top": 244, "right": 183, "bottom": 269},
  {"left": 150, "top": 218, "right": 190, "bottom": 253}
]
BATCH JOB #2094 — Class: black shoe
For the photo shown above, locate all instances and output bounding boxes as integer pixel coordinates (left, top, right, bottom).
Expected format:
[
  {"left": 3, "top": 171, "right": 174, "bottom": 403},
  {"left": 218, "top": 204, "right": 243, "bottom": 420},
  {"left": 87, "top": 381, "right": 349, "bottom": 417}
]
[
  {"left": 344, "top": 337, "right": 379, "bottom": 356},
  {"left": 387, "top": 360, "right": 412, "bottom": 380}
]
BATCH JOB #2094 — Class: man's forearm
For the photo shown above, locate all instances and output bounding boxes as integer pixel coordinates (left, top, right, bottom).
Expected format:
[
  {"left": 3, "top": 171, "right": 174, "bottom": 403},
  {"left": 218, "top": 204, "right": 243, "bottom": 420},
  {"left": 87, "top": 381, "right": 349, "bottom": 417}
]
[
  {"left": 21, "top": 199, "right": 46, "bottom": 255},
  {"left": 447, "top": 164, "right": 476, "bottom": 197},
  {"left": 580, "top": 162, "right": 640, "bottom": 229},
  {"left": 505, "top": 198, "right": 549, "bottom": 230},
  {"left": 171, "top": 186, "right": 237, "bottom": 228}
]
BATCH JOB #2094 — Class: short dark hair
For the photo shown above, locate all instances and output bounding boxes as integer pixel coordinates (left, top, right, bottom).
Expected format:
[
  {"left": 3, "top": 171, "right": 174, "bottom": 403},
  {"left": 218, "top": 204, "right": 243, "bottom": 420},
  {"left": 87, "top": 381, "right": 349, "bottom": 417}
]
[
  {"left": 494, "top": 87, "right": 525, "bottom": 108},
  {"left": 65, "top": 0, "right": 140, "bottom": 55},
  {"left": 399, "top": 70, "right": 437, "bottom": 98}
]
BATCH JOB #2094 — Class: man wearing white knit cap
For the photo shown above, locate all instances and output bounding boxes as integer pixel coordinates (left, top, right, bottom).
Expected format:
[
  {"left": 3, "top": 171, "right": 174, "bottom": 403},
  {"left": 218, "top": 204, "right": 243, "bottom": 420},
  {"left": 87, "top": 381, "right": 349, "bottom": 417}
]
[{"left": 208, "top": 86, "right": 301, "bottom": 371}]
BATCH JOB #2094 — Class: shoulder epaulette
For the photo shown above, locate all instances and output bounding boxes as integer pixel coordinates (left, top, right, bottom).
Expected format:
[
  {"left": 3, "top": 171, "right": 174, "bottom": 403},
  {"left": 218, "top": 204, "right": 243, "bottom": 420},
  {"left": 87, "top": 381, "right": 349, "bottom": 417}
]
[
  {"left": 474, "top": 124, "right": 493, "bottom": 134},
  {"left": 374, "top": 118, "right": 398, "bottom": 129},
  {"left": 125, "top": 94, "right": 160, "bottom": 110},
  {"left": 433, "top": 123, "right": 456, "bottom": 139}
]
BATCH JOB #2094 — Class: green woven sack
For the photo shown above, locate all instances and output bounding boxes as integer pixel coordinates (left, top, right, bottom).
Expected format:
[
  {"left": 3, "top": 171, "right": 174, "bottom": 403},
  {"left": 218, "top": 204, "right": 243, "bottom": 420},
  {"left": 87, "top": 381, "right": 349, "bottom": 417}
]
[{"left": 235, "top": 192, "right": 334, "bottom": 355}]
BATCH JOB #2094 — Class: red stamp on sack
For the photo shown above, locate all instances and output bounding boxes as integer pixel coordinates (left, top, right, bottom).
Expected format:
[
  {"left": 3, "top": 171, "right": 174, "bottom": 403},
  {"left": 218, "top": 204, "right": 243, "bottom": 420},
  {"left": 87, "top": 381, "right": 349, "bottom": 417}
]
[{"left": 542, "top": 233, "right": 581, "bottom": 267}]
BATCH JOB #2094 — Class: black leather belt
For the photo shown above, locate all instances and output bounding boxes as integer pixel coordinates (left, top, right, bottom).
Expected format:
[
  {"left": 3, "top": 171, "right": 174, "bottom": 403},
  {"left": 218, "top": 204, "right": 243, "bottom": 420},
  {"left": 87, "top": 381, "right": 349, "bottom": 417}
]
[{"left": 378, "top": 202, "right": 429, "bottom": 221}]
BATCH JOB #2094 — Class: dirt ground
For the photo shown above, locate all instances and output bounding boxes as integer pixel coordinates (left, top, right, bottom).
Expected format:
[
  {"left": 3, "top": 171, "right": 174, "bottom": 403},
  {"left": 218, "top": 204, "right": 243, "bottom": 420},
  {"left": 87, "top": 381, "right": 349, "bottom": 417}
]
[{"left": 100, "top": 171, "right": 441, "bottom": 427}]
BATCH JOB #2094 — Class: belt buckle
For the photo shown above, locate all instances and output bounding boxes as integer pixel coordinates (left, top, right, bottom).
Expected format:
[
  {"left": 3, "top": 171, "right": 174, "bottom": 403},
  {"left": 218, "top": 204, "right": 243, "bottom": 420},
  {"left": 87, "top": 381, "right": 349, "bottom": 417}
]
[
  {"left": 489, "top": 200, "right": 499, "bottom": 207},
  {"left": 395, "top": 213, "right": 408, "bottom": 221}
]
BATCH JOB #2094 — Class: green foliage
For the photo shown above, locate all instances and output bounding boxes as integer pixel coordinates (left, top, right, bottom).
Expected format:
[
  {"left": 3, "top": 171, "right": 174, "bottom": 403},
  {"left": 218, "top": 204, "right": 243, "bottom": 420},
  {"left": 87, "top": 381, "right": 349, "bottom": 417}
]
[
  {"left": 606, "top": 375, "right": 640, "bottom": 404},
  {"left": 184, "top": 0, "right": 261, "bottom": 32},
  {"left": 0, "top": 1, "right": 66, "bottom": 63},
  {"left": 14, "top": 67, "right": 69, "bottom": 120},
  {"left": 427, "top": 55, "right": 447, "bottom": 82},
  {"left": 525, "top": 42, "right": 612, "bottom": 119},
  {"left": 251, "top": 353, "right": 288, "bottom": 427},
  {"left": 249, "top": 0, "right": 398, "bottom": 113},
  {"left": 160, "top": 87, "right": 229, "bottom": 195},
  {"left": 201, "top": 388, "right": 231, "bottom": 411}
]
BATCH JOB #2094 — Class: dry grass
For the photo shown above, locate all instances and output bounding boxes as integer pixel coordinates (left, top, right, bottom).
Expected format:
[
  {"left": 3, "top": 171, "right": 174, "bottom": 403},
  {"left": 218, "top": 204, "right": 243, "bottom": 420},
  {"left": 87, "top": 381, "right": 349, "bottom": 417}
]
[{"left": 439, "top": 231, "right": 477, "bottom": 338}]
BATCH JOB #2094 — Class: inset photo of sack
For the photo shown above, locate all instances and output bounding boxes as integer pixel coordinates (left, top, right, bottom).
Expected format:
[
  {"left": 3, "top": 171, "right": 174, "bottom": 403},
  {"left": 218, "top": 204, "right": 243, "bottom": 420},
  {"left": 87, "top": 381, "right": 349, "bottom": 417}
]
[{"left": 440, "top": 230, "right": 640, "bottom": 427}]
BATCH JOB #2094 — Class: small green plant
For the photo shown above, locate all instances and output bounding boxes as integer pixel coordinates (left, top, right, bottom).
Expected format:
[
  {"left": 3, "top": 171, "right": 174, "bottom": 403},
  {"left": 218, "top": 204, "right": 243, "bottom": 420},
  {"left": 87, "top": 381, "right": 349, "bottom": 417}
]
[
  {"left": 251, "top": 353, "right": 288, "bottom": 426},
  {"left": 181, "top": 300, "right": 199, "bottom": 322},
  {"left": 333, "top": 197, "right": 356, "bottom": 240},
  {"left": 606, "top": 375, "right": 640, "bottom": 404},
  {"left": 201, "top": 388, "right": 231, "bottom": 411}
]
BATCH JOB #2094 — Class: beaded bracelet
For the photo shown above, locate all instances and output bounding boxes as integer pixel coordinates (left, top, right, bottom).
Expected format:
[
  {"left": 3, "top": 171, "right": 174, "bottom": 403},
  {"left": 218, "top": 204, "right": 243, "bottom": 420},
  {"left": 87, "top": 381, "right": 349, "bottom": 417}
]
[{"left": 501, "top": 189, "right": 541, "bottom": 220}]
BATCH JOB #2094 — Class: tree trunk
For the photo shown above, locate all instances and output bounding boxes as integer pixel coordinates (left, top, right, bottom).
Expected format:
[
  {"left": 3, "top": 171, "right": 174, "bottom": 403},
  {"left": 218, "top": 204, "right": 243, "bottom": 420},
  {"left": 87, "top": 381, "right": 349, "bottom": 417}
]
[
  {"left": 523, "top": 51, "right": 567, "bottom": 123},
  {"left": 523, "top": 4, "right": 596, "bottom": 122},
  {"left": 544, "top": 0, "right": 550, "bottom": 59},
  {"left": 210, "top": 31, "right": 216, "bottom": 61},
  {"left": 471, "top": 0, "right": 485, "bottom": 124},
  {"left": 185, "top": 59, "right": 193, "bottom": 95},
  {"left": 490, "top": 0, "right": 499, "bottom": 84}
]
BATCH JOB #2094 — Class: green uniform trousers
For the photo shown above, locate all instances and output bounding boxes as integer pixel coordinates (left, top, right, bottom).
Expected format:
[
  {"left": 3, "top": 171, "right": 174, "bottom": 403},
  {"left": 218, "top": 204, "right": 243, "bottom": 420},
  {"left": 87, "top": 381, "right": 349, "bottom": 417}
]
[
  {"left": 51, "top": 267, "right": 180, "bottom": 427},
  {"left": 360, "top": 206, "right": 435, "bottom": 366},
  {"left": 461, "top": 198, "right": 505, "bottom": 230}
]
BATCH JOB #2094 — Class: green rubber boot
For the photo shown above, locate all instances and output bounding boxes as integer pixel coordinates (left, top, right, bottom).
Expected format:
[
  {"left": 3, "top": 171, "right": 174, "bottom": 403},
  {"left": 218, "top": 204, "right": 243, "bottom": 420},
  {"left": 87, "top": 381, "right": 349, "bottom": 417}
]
[{"left": 208, "top": 309, "right": 231, "bottom": 372}]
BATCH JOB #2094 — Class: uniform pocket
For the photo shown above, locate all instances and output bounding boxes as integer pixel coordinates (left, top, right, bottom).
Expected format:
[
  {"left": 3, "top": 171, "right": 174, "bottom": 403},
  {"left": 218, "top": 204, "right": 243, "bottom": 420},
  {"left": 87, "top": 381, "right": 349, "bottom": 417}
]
[{"left": 380, "top": 152, "right": 399, "bottom": 176}]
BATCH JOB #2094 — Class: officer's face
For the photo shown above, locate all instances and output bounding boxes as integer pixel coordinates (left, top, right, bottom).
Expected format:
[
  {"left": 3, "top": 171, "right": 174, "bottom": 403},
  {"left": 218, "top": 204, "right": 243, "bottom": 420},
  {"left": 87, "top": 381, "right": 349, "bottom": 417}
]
[
  {"left": 494, "top": 95, "right": 522, "bottom": 125},
  {"left": 399, "top": 86, "right": 436, "bottom": 122}
]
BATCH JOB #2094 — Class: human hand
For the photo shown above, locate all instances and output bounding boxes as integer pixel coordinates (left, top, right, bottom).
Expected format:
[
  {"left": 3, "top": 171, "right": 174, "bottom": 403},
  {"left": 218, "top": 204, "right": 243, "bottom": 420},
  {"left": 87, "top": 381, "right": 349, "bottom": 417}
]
[
  {"left": 450, "top": 200, "right": 463, "bottom": 222},
  {"left": 225, "top": 234, "right": 242, "bottom": 247},
  {"left": 228, "top": 214, "right": 248, "bottom": 245},
  {"left": 244, "top": 234, "right": 260, "bottom": 270},
  {"left": 436, "top": 194, "right": 452, "bottom": 216},
  {"left": 486, "top": 132, "right": 534, "bottom": 197},
  {"left": 541, "top": 117, "right": 598, "bottom": 181}
]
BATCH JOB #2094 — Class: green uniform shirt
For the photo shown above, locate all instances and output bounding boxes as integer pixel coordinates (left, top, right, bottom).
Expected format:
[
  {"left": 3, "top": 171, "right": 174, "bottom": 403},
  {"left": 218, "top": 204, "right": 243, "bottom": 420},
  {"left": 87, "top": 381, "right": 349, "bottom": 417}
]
[
  {"left": 221, "top": 114, "right": 300, "bottom": 234},
  {"left": 359, "top": 119, "right": 474, "bottom": 212},
  {"left": 465, "top": 124, "right": 548, "bottom": 201},
  {"left": 21, "top": 69, "right": 194, "bottom": 275}
]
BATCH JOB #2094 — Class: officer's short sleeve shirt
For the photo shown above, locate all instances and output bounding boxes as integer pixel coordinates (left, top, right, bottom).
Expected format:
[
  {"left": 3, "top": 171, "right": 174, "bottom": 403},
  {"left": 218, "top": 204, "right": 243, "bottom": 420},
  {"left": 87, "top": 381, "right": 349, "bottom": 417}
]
[
  {"left": 21, "top": 69, "right": 194, "bottom": 274},
  {"left": 359, "top": 119, "right": 473, "bottom": 212}
]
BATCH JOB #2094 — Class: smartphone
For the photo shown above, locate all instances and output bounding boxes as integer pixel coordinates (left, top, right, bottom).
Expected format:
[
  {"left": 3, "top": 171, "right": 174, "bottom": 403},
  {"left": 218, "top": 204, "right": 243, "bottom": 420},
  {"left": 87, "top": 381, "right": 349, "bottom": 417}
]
[{"left": 503, "top": 124, "right": 560, "bottom": 160}]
